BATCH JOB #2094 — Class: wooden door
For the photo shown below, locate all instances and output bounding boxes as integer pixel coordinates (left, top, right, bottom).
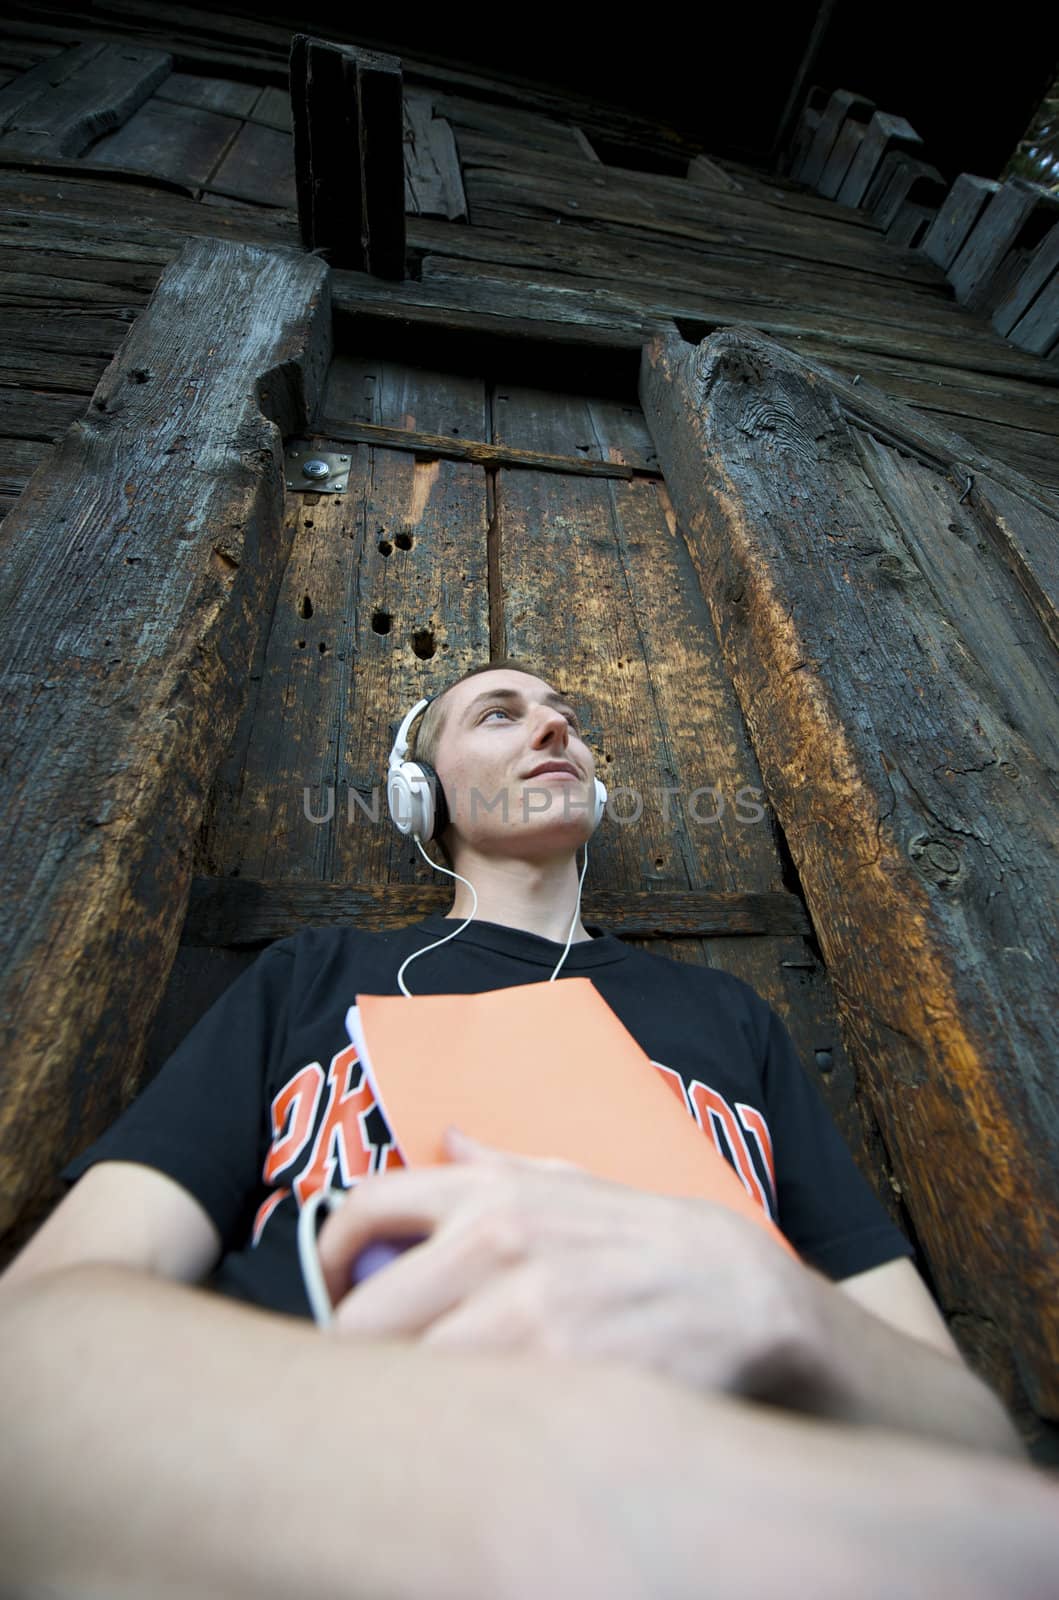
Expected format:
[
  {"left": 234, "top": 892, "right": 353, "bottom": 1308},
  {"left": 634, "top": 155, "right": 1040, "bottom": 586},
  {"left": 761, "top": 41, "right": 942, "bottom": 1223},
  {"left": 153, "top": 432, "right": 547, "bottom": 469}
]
[{"left": 166, "top": 326, "right": 899, "bottom": 1254}]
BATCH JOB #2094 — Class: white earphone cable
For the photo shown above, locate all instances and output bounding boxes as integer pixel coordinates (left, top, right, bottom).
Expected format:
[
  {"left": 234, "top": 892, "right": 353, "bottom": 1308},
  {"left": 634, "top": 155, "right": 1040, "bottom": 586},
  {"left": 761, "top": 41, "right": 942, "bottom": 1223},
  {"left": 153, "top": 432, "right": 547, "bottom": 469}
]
[{"left": 395, "top": 839, "right": 480, "bottom": 996}]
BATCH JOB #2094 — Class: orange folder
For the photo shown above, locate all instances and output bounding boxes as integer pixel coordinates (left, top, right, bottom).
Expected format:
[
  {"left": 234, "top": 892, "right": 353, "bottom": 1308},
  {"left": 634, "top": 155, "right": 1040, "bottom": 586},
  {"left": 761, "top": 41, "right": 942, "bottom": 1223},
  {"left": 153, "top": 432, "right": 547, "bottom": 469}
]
[{"left": 349, "top": 978, "right": 795, "bottom": 1257}]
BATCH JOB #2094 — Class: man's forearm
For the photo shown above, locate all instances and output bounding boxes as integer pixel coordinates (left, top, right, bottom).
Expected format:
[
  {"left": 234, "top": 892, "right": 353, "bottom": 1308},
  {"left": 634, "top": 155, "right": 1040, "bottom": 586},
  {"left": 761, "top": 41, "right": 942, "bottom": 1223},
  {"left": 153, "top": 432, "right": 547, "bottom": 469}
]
[
  {"left": 1, "top": 1264, "right": 1057, "bottom": 1600},
  {"left": 0, "top": 1263, "right": 660, "bottom": 1600},
  {"left": 792, "top": 1273, "right": 1025, "bottom": 1458}
]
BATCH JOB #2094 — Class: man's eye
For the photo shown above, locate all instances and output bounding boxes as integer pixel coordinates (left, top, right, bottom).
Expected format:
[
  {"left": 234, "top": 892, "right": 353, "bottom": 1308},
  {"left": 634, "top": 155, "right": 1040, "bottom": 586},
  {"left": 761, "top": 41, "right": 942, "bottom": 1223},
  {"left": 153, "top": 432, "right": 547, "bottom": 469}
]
[{"left": 481, "top": 707, "right": 511, "bottom": 721}]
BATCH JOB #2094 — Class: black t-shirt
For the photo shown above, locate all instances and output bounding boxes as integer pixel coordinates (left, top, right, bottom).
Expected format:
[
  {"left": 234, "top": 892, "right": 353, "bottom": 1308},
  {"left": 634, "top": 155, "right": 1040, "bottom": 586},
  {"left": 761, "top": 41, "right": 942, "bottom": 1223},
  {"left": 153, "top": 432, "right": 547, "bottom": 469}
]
[{"left": 60, "top": 916, "right": 911, "bottom": 1317}]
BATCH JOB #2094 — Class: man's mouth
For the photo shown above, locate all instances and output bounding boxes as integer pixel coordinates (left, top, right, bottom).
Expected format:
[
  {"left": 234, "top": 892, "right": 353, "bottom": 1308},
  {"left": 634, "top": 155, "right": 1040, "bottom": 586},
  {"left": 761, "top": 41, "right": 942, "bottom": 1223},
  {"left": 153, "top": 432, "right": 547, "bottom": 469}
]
[{"left": 523, "top": 762, "right": 580, "bottom": 780}]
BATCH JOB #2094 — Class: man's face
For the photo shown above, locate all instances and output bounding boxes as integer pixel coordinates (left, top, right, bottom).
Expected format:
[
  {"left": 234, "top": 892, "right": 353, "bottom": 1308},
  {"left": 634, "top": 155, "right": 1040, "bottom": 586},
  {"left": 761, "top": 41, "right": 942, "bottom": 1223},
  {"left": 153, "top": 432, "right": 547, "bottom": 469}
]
[{"left": 431, "top": 669, "right": 598, "bottom": 859}]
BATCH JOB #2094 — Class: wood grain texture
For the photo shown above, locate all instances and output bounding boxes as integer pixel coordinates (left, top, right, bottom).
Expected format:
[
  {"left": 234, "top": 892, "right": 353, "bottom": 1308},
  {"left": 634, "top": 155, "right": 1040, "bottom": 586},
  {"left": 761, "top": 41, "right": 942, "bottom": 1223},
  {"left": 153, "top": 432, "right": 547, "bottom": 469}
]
[
  {"left": 0, "top": 238, "right": 330, "bottom": 1245},
  {"left": 921, "top": 174, "right": 1000, "bottom": 271},
  {"left": 835, "top": 111, "right": 922, "bottom": 208},
  {"left": 87, "top": 95, "right": 241, "bottom": 185},
  {"left": 641, "top": 326, "right": 1059, "bottom": 1415},
  {"left": 949, "top": 180, "right": 1059, "bottom": 312},
  {"left": 991, "top": 220, "right": 1059, "bottom": 339},
  {"left": 182, "top": 878, "right": 812, "bottom": 944},
  {"left": 493, "top": 382, "right": 892, "bottom": 1208},
  {"left": 798, "top": 89, "right": 874, "bottom": 189},
  {"left": 290, "top": 33, "right": 404, "bottom": 275},
  {"left": 0, "top": 40, "right": 171, "bottom": 156},
  {"left": 201, "top": 356, "right": 490, "bottom": 889},
  {"left": 404, "top": 90, "right": 467, "bottom": 222}
]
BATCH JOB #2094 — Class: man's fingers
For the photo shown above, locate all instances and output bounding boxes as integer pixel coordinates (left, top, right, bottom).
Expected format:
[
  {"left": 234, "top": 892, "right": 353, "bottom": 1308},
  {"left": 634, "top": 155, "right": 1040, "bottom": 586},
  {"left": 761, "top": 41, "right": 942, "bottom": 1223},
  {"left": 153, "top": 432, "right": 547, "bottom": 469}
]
[{"left": 330, "top": 1211, "right": 525, "bottom": 1336}]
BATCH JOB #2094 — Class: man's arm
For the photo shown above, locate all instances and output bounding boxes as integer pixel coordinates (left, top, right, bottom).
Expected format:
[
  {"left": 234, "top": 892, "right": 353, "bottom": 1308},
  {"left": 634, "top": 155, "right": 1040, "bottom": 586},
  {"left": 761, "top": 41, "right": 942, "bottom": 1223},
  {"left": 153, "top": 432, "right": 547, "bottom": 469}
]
[
  {"left": 3, "top": 1259, "right": 1059, "bottom": 1600},
  {"left": 314, "top": 1137, "right": 1026, "bottom": 1459},
  {"left": 786, "top": 1255, "right": 1026, "bottom": 1457}
]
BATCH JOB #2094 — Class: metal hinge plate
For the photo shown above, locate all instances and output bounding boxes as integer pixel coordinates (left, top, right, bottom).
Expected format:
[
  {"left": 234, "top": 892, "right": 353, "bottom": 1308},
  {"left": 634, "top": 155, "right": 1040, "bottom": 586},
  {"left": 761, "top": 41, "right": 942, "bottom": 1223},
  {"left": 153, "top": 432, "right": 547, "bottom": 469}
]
[{"left": 284, "top": 441, "right": 350, "bottom": 493}]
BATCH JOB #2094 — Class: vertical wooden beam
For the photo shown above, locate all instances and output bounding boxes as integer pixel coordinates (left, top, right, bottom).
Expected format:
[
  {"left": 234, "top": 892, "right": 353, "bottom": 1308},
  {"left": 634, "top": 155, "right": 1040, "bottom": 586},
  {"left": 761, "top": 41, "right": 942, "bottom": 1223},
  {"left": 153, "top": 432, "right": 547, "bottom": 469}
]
[
  {"left": 992, "top": 221, "right": 1059, "bottom": 339},
  {"left": 948, "top": 178, "right": 1059, "bottom": 311},
  {"left": 290, "top": 33, "right": 405, "bottom": 278},
  {"left": 835, "top": 111, "right": 923, "bottom": 208},
  {"left": 921, "top": 174, "right": 1000, "bottom": 271},
  {"left": 0, "top": 239, "right": 330, "bottom": 1256},
  {"left": 641, "top": 326, "right": 1059, "bottom": 1417},
  {"left": 798, "top": 89, "right": 875, "bottom": 189}
]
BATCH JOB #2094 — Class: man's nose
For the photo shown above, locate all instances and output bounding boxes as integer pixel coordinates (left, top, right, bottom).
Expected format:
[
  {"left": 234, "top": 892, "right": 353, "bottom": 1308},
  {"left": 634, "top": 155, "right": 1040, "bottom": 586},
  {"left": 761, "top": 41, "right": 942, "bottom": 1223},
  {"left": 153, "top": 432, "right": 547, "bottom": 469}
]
[{"left": 529, "top": 706, "right": 570, "bottom": 745}]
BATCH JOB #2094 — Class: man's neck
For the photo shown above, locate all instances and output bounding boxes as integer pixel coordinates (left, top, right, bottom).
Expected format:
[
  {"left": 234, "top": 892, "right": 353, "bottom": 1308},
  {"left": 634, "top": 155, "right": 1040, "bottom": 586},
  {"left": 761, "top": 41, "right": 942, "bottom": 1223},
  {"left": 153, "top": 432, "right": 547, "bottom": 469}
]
[{"left": 443, "top": 848, "right": 593, "bottom": 945}]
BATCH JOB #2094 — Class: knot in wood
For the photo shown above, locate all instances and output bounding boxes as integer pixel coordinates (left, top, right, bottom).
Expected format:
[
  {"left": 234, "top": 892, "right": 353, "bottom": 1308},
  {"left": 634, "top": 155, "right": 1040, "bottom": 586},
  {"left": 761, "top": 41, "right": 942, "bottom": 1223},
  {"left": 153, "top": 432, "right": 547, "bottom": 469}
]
[
  {"left": 908, "top": 833, "right": 961, "bottom": 886},
  {"left": 876, "top": 553, "right": 918, "bottom": 583},
  {"left": 693, "top": 340, "right": 766, "bottom": 394}
]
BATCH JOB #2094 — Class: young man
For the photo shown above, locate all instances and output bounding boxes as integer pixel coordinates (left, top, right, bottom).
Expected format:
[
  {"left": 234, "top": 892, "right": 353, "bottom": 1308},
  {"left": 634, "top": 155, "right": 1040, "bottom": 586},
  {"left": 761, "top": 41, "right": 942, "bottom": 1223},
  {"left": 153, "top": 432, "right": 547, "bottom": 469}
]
[{"left": 2, "top": 661, "right": 1054, "bottom": 1600}]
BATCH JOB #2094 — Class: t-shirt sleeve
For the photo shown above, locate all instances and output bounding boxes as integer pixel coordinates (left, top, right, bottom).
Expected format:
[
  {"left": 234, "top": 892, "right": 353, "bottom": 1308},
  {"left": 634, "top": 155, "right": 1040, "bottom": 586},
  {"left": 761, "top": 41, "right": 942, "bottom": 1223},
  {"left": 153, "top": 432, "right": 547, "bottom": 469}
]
[
  {"left": 58, "top": 940, "right": 295, "bottom": 1252},
  {"left": 760, "top": 1002, "right": 913, "bottom": 1280}
]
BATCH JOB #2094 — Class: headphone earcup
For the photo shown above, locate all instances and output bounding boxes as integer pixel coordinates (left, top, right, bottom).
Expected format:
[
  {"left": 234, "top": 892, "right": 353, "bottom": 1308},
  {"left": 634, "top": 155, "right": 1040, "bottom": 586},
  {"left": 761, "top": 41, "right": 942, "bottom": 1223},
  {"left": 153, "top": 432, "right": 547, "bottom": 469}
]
[
  {"left": 593, "top": 778, "right": 607, "bottom": 829},
  {"left": 387, "top": 762, "right": 435, "bottom": 840}
]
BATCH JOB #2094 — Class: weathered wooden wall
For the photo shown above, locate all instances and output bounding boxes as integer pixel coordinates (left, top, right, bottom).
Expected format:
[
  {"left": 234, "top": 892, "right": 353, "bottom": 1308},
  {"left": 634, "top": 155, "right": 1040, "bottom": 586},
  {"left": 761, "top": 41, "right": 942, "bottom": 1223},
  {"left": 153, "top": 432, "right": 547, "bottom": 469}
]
[{"left": 1, "top": 1, "right": 1056, "bottom": 1460}]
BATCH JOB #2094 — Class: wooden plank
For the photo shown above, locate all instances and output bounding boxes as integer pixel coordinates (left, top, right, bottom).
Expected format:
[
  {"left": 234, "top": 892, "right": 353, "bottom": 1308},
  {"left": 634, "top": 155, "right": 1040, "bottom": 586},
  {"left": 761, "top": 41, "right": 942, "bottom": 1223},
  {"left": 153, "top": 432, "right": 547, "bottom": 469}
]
[
  {"left": 0, "top": 435, "right": 47, "bottom": 514},
  {"left": 926, "top": 413, "right": 1059, "bottom": 496},
  {"left": 726, "top": 331, "right": 1059, "bottom": 603},
  {"left": 1008, "top": 272, "right": 1059, "bottom": 359},
  {"left": 430, "top": 90, "right": 592, "bottom": 158},
  {"left": 403, "top": 91, "right": 468, "bottom": 222},
  {"left": 868, "top": 157, "right": 945, "bottom": 232},
  {"left": 641, "top": 325, "right": 1059, "bottom": 1416},
  {"left": 949, "top": 178, "right": 1059, "bottom": 311},
  {"left": 249, "top": 84, "right": 292, "bottom": 133},
  {"left": 494, "top": 384, "right": 891, "bottom": 1207},
  {"left": 331, "top": 265, "right": 676, "bottom": 351},
  {"left": 0, "top": 386, "right": 87, "bottom": 442},
  {"left": 835, "top": 111, "right": 923, "bottom": 209},
  {"left": 992, "top": 221, "right": 1059, "bottom": 338},
  {"left": 415, "top": 254, "right": 1056, "bottom": 384},
  {"left": 182, "top": 878, "right": 812, "bottom": 945},
  {"left": 0, "top": 238, "right": 330, "bottom": 1248},
  {"left": 817, "top": 117, "right": 865, "bottom": 200},
  {"left": 455, "top": 129, "right": 918, "bottom": 261},
  {"left": 0, "top": 41, "right": 171, "bottom": 157},
  {"left": 686, "top": 154, "right": 744, "bottom": 194},
  {"left": 154, "top": 69, "right": 259, "bottom": 118},
  {"left": 0, "top": 165, "right": 300, "bottom": 246},
  {"left": 408, "top": 208, "right": 950, "bottom": 309},
  {"left": 569, "top": 126, "right": 602, "bottom": 163},
  {"left": 779, "top": 336, "right": 1059, "bottom": 429},
  {"left": 785, "top": 101, "right": 821, "bottom": 179},
  {"left": 319, "top": 354, "right": 661, "bottom": 475},
  {"left": 202, "top": 366, "right": 490, "bottom": 889},
  {"left": 86, "top": 97, "right": 241, "bottom": 186},
  {"left": 316, "top": 415, "right": 644, "bottom": 479},
  {"left": 462, "top": 166, "right": 946, "bottom": 290},
  {"left": 290, "top": 34, "right": 405, "bottom": 277},
  {"left": 921, "top": 174, "right": 1000, "bottom": 271},
  {"left": 886, "top": 201, "right": 937, "bottom": 251},
  {"left": 799, "top": 89, "right": 874, "bottom": 189},
  {"left": 205, "top": 119, "right": 296, "bottom": 209}
]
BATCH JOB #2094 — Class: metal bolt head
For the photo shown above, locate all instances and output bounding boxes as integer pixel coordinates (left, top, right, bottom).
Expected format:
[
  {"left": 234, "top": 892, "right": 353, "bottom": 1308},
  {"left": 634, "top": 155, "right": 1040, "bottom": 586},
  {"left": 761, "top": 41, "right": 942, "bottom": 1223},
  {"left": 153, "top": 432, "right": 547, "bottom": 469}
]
[{"left": 302, "top": 458, "right": 331, "bottom": 480}]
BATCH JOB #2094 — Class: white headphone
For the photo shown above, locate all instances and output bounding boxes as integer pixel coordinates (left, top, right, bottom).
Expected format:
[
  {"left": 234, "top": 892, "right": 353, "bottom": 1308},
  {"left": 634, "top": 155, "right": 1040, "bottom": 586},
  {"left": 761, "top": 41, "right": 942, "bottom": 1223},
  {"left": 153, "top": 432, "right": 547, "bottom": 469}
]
[{"left": 386, "top": 695, "right": 608, "bottom": 841}]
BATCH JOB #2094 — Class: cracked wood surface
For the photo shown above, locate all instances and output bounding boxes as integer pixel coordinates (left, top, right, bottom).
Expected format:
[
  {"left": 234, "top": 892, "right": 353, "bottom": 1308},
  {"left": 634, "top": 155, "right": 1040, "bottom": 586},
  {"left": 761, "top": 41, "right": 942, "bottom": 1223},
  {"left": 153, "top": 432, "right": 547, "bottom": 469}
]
[
  {"left": 0, "top": 236, "right": 330, "bottom": 1248},
  {"left": 641, "top": 325, "right": 1059, "bottom": 1417}
]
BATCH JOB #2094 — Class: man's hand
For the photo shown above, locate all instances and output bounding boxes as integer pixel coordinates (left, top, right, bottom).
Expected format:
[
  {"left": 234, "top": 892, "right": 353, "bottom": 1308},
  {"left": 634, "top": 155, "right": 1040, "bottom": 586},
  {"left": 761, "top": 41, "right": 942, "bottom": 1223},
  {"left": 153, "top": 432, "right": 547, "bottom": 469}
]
[{"left": 316, "top": 1126, "right": 821, "bottom": 1405}]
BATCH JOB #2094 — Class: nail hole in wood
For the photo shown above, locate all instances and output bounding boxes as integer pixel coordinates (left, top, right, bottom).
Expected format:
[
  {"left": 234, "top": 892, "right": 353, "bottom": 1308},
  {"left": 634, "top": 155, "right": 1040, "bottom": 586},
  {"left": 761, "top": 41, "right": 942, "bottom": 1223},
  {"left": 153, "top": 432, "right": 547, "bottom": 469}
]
[{"left": 372, "top": 610, "right": 393, "bottom": 635}]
